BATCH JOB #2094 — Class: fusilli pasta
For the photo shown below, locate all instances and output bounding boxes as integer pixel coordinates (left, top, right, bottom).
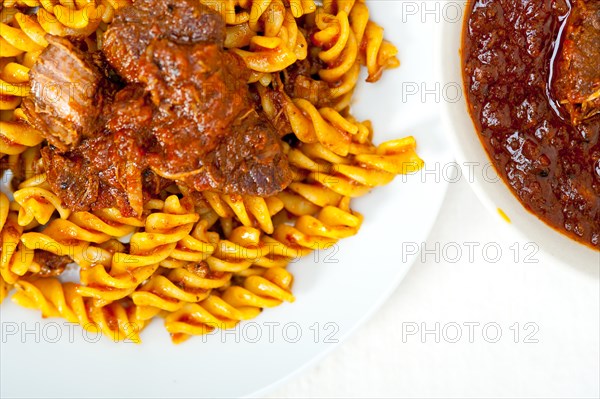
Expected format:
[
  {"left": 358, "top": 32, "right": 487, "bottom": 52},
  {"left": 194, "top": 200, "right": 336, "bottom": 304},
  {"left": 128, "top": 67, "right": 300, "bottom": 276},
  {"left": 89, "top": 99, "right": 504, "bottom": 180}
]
[{"left": 0, "top": 0, "right": 423, "bottom": 343}]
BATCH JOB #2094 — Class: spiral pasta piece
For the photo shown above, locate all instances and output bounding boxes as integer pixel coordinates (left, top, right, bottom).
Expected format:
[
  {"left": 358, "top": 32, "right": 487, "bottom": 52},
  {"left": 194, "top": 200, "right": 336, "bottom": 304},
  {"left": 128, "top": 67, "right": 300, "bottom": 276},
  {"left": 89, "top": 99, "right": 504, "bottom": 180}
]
[
  {"left": 166, "top": 218, "right": 218, "bottom": 263},
  {"left": 335, "top": 0, "right": 399, "bottom": 82},
  {"left": 18, "top": 204, "right": 143, "bottom": 272},
  {"left": 130, "top": 261, "right": 231, "bottom": 314},
  {"left": 361, "top": 19, "right": 399, "bottom": 83},
  {"left": 251, "top": 198, "right": 360, "bottom": 269},
  {"left": 12, "top": 278, "right": 146, "bottom": 342},
  {"left": 0, "top": 192, "right": 9, "bottom": 232},
  {"left": 1, "top": 212, "right": 36, "bottom": 285},
  {"left": 12, "top": 174, "right": 71, "bottom": 226},
  {"left": 164, "top": 267, "right": 294, "bottom": 343},
  {"left": 75, "top": 196, "right": 199, "bottom": 305},
  {"left": 1, "top": 0, "right": 417, "bottom": 344},
  {"left": 290, "top": 98, "right": 353, "bottom": 156},
  {"left": 2, "top": 1, "right": 131, "bottom": 37},
  {"left": 199, "top": 191, "right": 284, "bottom": 235},
  {"left": 203, "top": 225, "right": 268, "bottom": 274},
  {"left": 0, "top": 55, "right": 43, "bottom": 156},
  {"left": 286, "top": 136, "right": 424, "bottom": 198},
  {"left": 313, "top": 10, "right": 358, "bottom": 83},
  {"left": 220, "top": 0, "right": 310, "bottom": 73},
  {"left": 0, "top": 120, "right": 44, "bottom": 156}
]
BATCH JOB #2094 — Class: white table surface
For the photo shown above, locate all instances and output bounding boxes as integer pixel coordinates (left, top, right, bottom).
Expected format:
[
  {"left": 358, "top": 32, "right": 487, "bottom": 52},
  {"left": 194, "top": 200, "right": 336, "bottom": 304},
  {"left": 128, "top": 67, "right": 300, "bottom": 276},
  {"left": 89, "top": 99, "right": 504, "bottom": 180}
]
[{"left": 266, "top": 179, "right": 600, "bottom": 399}]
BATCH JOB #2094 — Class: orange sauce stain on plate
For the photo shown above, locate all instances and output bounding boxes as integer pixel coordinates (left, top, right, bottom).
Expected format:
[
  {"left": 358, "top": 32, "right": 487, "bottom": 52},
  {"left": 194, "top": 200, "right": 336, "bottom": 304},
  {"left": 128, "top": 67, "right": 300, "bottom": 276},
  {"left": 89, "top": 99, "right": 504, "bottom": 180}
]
[{"left": 497, "top": 208, "right": 511, "bottom": 224}]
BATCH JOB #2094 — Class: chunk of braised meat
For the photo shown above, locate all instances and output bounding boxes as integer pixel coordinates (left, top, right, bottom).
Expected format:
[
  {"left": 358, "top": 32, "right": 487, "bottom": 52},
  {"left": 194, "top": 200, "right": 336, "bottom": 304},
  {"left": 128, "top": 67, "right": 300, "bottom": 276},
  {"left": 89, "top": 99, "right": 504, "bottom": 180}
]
[
  {"left": 42, "top": 145, "right": 99, "bottom": 212},
  {"left": 104, "top": 0, "right": 292, "bottom": 196},
  {"left": 254, "top": 83, "right": 294, "bottom": 138},
  {"left": 34, "top": 0, "right": 292, "bottom": 216},
  {"left": 42, "top": 130, "right": 169, "bottom": 217},
  {"left": 42, "top": 135, "right": 140, "bottom": 215},
  {"left": 138, "top": 40, "right": 249, "bottom": 173},
  {"left": 261, "top": 55, "right": 334, "bottom": 137},
  {"left": 197, "top": 108, "right": 294, "bottom": 196},
  {"left": 22, "top": 36, "right": 117, "bottom": 150},
  {"left": 102, "top": 0, "right": 225, "bottom": 83},
  {"left": 553, "top": 0, "right": 600, "bottom": 124}
]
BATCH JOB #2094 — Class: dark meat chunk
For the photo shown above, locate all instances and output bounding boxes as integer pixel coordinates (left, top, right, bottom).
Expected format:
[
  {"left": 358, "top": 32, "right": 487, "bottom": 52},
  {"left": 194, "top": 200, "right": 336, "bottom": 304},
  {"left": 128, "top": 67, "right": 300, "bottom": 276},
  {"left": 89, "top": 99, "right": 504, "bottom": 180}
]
[
  {"left": 42, "top": 137, "right": 135, "bottom": 215},
  {"left": 201, "top": 110, "right": 293, "bottom": 196},
  {"left": 288, "top": 74, "right": 332, "bottom": 106},
  {"left": 37, "top": 0, "right": 292, "bottom": 216},
  {"left": 140, "top": 41, "right": 249, "bottom": 170},
  {"left": 553, "top": 0, "right": 600, "bottom": 124},
  {"left": 42, "top": 132, "right": 160, "bottom": 218},
  {"left": 22, "top": 36, "right": 116, "bottom": 150},
  {"left": 104, "top": 0, "right": 292, "bottom": 196},
  {"left": 42, "top": 145, "right": 99, "bottom": 212},
  {"left": 256, "top": 84, "right": 294, "bottom": 138},
  {"left": 103, "top": 0, "right": 225, "bottom": 83}
]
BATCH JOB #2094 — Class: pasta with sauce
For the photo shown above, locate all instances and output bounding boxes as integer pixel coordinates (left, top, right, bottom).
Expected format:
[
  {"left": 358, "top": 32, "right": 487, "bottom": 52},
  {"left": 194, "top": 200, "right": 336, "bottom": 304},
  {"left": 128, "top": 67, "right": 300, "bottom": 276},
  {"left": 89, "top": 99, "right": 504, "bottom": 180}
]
[{"left": 0, "top": 0, "right": 423, "bottom": 343}]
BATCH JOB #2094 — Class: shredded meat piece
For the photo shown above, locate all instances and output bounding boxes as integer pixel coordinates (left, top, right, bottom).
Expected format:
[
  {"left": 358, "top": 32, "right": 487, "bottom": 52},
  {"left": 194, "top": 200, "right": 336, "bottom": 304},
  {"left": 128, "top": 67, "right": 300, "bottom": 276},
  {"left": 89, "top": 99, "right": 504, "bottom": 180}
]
[
  {"left": 553, "top": 0, "right": 600, "bottom": 124},
  {"left": 283, "top": 57, "right": 333, "bottom": 108},
  {"left": 102, "top": 0, "right": 226, "bottom": 82},
  {"left": 29, "top": 0, "right": 292, "bottom": 216},
  {"left": 42, "top": 145, "right": 99, "bottom": 212},
  {"left": 22, "top": 36, "right": 118, "bottom": 150},
  {"left": 41, "top": 134, "right": 142, "bottom": 215}
]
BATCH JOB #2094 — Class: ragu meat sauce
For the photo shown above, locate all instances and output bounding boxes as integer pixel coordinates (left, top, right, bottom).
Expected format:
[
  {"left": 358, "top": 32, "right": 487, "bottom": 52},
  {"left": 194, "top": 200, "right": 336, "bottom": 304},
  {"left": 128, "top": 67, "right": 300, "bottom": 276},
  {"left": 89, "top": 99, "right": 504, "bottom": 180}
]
[
  {"left": 462, "top": 0, "right": 600, "bottom": 248},
  {"left": 23, "top": 0, "right": 292, "bottom": 218}
]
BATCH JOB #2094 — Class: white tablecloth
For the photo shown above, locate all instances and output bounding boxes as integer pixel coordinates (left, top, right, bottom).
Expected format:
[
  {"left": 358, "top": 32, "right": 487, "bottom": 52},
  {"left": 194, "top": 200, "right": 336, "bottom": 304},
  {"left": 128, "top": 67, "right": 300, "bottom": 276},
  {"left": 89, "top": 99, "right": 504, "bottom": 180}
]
[{"left": 267, "top": 179, "right": 600, "bottom": 398}]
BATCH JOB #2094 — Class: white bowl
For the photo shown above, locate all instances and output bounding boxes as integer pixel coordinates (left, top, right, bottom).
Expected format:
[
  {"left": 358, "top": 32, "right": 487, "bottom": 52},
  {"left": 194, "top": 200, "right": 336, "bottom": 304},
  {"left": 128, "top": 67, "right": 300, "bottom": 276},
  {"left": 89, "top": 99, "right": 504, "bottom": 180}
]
[{"left": 437, "top": 5, "right": 599, "bottom": 269}]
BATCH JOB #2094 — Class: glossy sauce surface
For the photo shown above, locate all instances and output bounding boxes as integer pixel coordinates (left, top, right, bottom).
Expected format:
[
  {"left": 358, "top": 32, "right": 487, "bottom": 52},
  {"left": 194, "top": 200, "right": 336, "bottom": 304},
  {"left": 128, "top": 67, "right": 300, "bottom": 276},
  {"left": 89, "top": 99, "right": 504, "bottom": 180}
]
[{"left": 462, "top": 0, "right": 600, "bottom": 248}]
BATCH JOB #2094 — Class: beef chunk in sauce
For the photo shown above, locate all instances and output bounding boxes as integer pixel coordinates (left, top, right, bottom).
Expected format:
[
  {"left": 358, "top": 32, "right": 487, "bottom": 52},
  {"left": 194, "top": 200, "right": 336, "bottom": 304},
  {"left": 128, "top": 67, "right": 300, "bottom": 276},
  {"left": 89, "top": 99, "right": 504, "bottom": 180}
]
[
  {"left": 22, "top": 36, "right": 117, "bottom": 151},
  {"left": 104, "top": 0, "right": 292, "bottom": 195},
  {"left": 133, "top": 40, "right": 251, "bottom": 175},
  {"left": 42, "top": 145, "right": 100, "bottom": 212},
  {"left": 33, "top": 0, "right": 292, "bottom": 216},
  {"left": 553, "top": 0, "right": 600, "bottom": 124},
  {"left": 102, "top": 0, "right": 225, "bottom": 82},
  {"left": 41, "top": 133, "right": 154, "bottom": 217}
]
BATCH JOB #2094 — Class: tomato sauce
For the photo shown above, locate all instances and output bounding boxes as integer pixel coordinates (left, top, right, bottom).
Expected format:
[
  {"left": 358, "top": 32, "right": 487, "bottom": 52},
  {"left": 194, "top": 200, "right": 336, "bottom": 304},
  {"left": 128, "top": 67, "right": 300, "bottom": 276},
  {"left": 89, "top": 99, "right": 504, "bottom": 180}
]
[{"left": 462, "top": 0, "right": 600, "bottom": 248}]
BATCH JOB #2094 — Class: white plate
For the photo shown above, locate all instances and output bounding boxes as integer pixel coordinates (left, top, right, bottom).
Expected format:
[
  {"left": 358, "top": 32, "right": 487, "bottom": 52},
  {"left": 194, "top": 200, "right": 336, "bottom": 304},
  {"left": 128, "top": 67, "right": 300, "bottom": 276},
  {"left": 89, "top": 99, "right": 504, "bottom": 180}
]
[
  {"left": 437, "top": 2, "right": 599, "bottom": 268},
  {"left": 0, "top": 5, "right": 452, "bottom": 398}
]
